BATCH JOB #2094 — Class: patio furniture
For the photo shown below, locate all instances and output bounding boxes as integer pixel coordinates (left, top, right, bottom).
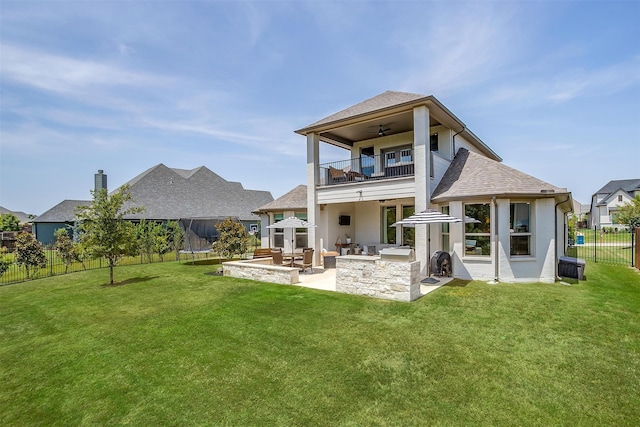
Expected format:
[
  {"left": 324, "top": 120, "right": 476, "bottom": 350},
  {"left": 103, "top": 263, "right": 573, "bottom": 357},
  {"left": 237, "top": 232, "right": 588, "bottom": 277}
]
[
  {"left": 328, "top": 167, "right": 346, "bottom": 183},
  {"left": 253, "top": 248, "right": 274, "bottom": 259},
  {"left": 294, "top": 248, "right": 314, "bottom": 274},
  {"left": 270, "top": 249, "right": 286, "bottom": 266}
]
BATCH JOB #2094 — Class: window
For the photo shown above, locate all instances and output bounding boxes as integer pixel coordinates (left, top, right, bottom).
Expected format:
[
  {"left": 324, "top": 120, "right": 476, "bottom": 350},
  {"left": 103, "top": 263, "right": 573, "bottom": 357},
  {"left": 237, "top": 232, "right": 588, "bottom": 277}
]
[
  {"left": 294, "top": 212, "right": 308, "bottom": 248},
  {"left": 273, "top": 213, "right": 284, "bottom": 248},
  {"left": 360, "top": 147, "right": 374, "bottom": 177},
  {"left": 465, "top": 203, "right": 491, "bottom": 256},
  {"left": 402, "top": 205, "right": 415, "bottom": 247},
  {"left": 618, "top": 194, "right": 623, "bottom": 202},
  {"left": 441, "top": 206, "right": 450, "bottom": 252},
  {"left": 384, "top": 146, "right": 413, "bottom": 166},
  {"left": 510, "top": 203, "right": 531, "bottom": 256},
  {"left": 382, "top": 206, "right": 397, "bottom": 244},
  {"left": 430, "top": 133, "right": 438, "bottom": 153}
]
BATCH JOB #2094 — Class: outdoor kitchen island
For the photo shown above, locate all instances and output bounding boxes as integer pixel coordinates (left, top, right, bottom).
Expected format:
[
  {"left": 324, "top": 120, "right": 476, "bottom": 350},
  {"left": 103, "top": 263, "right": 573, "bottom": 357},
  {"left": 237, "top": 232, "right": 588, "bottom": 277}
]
[{"left": 335, "top": 248, "right": 423, "bottom": 302}]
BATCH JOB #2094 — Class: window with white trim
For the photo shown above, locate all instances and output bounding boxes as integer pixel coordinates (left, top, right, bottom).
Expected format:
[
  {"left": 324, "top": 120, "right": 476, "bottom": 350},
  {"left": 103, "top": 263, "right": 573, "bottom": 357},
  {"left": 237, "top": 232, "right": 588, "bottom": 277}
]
[
  {"left": 510, "top": 203, "right": 531, "bottom": 256},
  {"left": 294, "top": 212, "right": 308, "bottom": 248},
  {"left": 465, "top": 203, "right": 491, "bottom": 256},
  {"left": 441, "top": 206, "right": 450, "bottom": 252},
  {"left": 273, "top": 213, "right": 284, "bottom": 248}
]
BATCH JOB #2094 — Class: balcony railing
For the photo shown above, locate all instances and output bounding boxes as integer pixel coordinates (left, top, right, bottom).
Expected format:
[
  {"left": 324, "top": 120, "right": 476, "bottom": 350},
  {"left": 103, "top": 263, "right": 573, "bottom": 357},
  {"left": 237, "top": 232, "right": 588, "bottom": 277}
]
[{"left": 319, "top": 150, "right": 415, "bottom": 186}]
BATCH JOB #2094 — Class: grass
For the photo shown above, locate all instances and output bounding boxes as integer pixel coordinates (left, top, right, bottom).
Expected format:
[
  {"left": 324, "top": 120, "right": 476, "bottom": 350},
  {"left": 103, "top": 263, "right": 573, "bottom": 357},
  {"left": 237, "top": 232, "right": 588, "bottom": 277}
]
[{"left": 1, "top": 261, "right": 639, "bottom": 426}]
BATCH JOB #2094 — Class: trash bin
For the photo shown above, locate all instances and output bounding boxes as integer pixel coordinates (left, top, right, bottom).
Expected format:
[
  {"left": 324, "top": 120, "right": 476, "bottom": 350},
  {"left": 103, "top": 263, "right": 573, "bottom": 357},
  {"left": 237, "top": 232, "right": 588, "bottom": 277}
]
[{"left": 558, "top": 256, "right": 586, "bottom": 280}]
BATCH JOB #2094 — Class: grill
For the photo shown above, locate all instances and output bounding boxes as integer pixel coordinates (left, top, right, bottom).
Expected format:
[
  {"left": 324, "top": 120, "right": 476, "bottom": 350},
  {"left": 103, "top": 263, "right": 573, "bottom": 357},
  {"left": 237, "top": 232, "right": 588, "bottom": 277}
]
[
  {"left": 379, "top": 247, "right": 415, "bottom": 262},
  {"left": 430, "top": 251, "right": 451, "bottom": 277}
]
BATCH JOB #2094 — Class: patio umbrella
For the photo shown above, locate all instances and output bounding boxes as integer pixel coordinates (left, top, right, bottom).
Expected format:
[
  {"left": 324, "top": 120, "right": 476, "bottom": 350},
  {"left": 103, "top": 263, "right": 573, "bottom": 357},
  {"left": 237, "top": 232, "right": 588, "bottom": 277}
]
[
  {"left": 392, "top": 209, "right": 463, "bottom": 283},
  {"left": 266, "top": 217, "right": 316, "bottom": 265}
]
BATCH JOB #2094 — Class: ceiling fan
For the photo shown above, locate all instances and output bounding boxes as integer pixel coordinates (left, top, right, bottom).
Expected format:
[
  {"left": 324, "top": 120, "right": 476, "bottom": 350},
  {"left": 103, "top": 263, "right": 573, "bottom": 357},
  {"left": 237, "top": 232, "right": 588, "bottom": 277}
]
[{"left": 369, "top": 124, "right": 391, "bottom": 137}]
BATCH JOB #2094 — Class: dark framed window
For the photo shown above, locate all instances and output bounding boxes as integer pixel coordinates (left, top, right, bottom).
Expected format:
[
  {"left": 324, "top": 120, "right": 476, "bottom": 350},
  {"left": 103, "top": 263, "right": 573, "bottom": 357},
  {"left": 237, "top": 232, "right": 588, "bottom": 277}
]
[
  {"left": 402, "top": 205, "right": 415, "bottom": 247},
  {"left": 382, "top": 206, "right": 397, "bottom": 244}
]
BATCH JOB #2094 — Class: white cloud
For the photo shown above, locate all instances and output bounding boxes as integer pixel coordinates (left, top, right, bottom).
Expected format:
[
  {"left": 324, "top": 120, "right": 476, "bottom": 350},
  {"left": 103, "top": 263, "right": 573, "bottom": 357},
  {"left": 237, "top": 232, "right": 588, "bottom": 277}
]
[
  {"left": 0, "top": 43, "right": 173, "bottom": 94},
  {"left": 548, "top": 56, "right": 640, "bottom": 102},
  {"left": 394, "top": 3, "right": 521, "bottom": 95}
]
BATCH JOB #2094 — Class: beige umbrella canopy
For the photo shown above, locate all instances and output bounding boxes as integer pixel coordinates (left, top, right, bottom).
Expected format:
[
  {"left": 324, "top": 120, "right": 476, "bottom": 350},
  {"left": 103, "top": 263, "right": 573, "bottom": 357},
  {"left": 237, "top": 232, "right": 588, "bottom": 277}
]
[{"left": 266, "top": 217, "right": 316, "bottom": 253}]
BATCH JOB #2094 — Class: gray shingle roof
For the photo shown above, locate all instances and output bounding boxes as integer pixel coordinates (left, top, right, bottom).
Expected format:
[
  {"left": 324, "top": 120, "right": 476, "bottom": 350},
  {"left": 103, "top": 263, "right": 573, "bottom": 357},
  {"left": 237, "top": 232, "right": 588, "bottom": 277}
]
[
  {"left": 0, "top": 206, "right": 32, "bottom": 223},
  {"left": 594, "top": 179, "right": 640, "bottom": 195},
  {"left": 119, "top": 164, "right": 273, "bottom": 221},
  {"left": 33, "top": 200, "right": 91, "bottom": 222},
  {"left": 253, "top": 185, "right": 307, "bottom": 213},
  {"left": 300, "top": 91, "right": 427, "bottom": 129},
  {"left": 34, "top": 164, "right": 273, "bottom": 223},
  {"left": 432, "top": 148, "right": 567, "bottom": 201}
]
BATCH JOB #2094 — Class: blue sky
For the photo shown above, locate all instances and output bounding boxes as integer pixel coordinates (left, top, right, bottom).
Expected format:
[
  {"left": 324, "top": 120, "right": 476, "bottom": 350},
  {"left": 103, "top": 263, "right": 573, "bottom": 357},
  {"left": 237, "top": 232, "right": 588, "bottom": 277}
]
[{"left": 1, "top": 0, "right": 639, "bottom": 216}]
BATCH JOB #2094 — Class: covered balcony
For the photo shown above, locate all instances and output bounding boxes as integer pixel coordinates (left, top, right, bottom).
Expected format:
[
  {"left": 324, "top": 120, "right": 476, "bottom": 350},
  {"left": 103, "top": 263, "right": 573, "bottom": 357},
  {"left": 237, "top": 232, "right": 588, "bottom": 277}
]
[{"left": 318, "top": 149, "right": 415, "bottom": 186}]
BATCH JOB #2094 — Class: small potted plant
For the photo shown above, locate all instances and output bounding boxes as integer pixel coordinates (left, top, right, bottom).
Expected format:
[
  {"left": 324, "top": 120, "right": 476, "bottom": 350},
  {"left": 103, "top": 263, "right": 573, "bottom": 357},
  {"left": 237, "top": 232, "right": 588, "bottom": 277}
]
[{"left": 345, "top": 233, "right": 351, "bottom": 244}]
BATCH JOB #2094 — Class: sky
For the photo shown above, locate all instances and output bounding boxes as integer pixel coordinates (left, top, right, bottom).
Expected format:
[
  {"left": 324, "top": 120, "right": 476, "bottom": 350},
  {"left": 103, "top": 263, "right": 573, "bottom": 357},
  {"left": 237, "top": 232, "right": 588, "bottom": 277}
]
[{"left": 1, "top": 0, "right": 639, "bottom": 216}]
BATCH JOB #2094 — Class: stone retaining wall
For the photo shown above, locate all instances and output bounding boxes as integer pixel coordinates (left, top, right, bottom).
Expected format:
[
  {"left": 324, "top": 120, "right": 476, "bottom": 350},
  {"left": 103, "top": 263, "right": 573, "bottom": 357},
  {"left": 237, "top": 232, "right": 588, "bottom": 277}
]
[
  {"left": 223, "top": 258, "right": 300, "bottom": 285},
  {"left": 335, "top": 255, "right": 422, "bottom": 302}
]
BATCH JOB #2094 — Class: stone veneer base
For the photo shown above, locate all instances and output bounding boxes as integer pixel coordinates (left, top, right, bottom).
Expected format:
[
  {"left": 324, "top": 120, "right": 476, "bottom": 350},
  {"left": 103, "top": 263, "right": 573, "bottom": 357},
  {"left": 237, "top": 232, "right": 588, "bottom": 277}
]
[
  {"left": 335, "top": 255, "right": 422, "bottom": 302},
  {"left": 223, "top": 258, "right": 300, "bottom": 285}
]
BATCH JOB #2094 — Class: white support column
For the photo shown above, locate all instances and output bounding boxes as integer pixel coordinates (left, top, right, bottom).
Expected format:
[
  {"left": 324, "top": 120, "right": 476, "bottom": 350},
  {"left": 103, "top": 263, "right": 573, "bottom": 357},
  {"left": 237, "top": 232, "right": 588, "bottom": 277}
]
[
  {"left": 306, "top": 133, "right": 321, "bottom": 265},
  {"left": 413, "top": 105, "right": 430, "bottom": 274}
]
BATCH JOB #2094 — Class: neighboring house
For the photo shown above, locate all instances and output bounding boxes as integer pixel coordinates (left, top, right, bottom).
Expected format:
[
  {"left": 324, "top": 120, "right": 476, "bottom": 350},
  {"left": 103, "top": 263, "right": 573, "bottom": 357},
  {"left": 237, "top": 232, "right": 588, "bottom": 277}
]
[
  {"left": 33, "top": 165, "right": 273, "bottom": 247},
  {"left": 253, "top": 185, "right": 308, "bottom": 251},
  {"left": 32, "top": 200, "right": 91, "bottom": 245},
  {"left": 0, "top": 206, "right": 32, "bottom": 225},
  {"left": 589, "top": 179, "right": 640, "bottom": 229},
  {"left": 295, "top": 90, "right": 573, "bottom": 283}
]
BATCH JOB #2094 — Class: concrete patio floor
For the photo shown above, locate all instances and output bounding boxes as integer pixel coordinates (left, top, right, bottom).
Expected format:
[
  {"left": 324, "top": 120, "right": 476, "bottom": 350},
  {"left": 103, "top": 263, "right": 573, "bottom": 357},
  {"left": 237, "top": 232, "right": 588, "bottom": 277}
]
[{"left": 297, "top": 267, "right": 453, "bottom": 296}]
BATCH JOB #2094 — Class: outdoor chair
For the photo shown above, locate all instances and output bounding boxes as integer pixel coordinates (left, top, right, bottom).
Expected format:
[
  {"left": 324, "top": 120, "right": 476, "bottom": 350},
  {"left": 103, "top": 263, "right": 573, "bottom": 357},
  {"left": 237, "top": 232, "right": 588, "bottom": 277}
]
[
  {"left": 294, "top": 248, "right": 314, "bottom": 274},
  {"left": 328, "top": 167, "right": 346, "bottom": 184},
  {"left": 270, "top": 249, "right": 285, "bottom": 266}
]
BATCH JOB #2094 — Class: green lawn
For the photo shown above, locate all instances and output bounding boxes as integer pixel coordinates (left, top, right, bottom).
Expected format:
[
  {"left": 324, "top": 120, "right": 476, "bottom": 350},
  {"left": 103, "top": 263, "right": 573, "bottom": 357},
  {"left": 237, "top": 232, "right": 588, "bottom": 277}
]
[{"left": 1, "top": 261, "right": 639, "bottom": 426}]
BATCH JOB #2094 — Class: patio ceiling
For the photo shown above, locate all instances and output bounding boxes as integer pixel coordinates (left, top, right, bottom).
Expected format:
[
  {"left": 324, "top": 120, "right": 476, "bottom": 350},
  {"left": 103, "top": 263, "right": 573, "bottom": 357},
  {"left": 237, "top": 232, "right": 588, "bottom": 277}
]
[{"left": 318, "top": 111, "right": 429, "bottom": 148}]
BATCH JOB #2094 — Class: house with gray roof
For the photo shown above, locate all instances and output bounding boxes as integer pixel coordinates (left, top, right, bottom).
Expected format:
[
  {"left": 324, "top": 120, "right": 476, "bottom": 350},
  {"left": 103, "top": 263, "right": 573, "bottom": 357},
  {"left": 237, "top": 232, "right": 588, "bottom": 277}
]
[
  {"left": 33, "top": 165, "right": 273, "bottom": 247},
  {"left": 253, "top": 185, "right": 308, "bottom": 249},
  {"left": 589, "top": 179, "right": 640, "bottom": 229},
  {"left": 295, "top": 90, "right": 574, "bottom": 284},
  {"left": 0, "top": 206, "right": 32, "bottom": 225}
]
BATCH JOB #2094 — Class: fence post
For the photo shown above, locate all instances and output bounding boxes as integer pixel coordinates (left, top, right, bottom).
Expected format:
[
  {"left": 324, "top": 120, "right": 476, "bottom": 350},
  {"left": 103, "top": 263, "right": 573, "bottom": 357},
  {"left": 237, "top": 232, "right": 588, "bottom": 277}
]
[
  {"left": 593, "top": 226, "right": 597, "bottom": 263},
  {"left": 634, "top": 227, "right": 638, "bottom": 268}
]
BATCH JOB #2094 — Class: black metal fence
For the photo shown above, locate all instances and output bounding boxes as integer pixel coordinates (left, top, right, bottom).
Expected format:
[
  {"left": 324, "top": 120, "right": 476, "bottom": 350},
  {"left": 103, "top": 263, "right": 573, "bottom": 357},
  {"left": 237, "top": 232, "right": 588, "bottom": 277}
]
[
  {"left": 568, "top": 227, "right": 635, "bottom": 267},
  {"left": 0, "top": 246, "right": 217, "bottom": 286}
]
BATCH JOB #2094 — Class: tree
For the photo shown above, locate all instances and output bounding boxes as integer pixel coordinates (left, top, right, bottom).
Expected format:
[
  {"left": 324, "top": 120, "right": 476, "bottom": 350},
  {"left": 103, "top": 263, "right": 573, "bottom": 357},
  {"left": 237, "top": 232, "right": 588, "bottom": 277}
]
[
  {"left": 54, "top": 228, "right": 78, "bottom": 273},
  {"left": 15, "top": 232, "right": 46, "bottom": 279},
  {"left": 75, "top": 185, "right": 144, "bottom": 285},
  {"left": 617, "top": 195, "right": 640, "bottom": 230},
  {"left": 0, "top": 213, "right": 20, "bottom": 231},
  {"left": 135, "top": 219, "right": 158, "bottom": 263},
  {"left": 166, "top": 220, "right": 185, "bottom": 261},
  {"left": 212, "top": 217, "right": 248, "bottom": 260},
  {"left": 0, "top": 247, "right": 12, "bottom": 278}
]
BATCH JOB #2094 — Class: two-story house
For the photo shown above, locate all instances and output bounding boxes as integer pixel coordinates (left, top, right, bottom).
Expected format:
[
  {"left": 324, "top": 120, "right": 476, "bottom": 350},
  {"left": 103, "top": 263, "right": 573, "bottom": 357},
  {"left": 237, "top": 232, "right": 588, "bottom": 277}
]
[
  {"left": 589, "top": 179, "right": 640, "bottom": 229},
  {"left": 294, "top": 91, "right": 573, "bottom": 283}
]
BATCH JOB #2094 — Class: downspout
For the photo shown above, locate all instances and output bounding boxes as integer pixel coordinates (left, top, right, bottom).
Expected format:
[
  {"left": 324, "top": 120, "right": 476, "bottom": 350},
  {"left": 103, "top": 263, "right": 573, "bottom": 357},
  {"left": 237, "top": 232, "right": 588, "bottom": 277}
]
[
  {"left": 488, "top": 196, "right": 499, "bottom": 284},
  {"left": 555, "top": 195, "right": 571, "bottom": 280},
  {"left": 452, "top": 126, "right": 465, "bottom": 158}
]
